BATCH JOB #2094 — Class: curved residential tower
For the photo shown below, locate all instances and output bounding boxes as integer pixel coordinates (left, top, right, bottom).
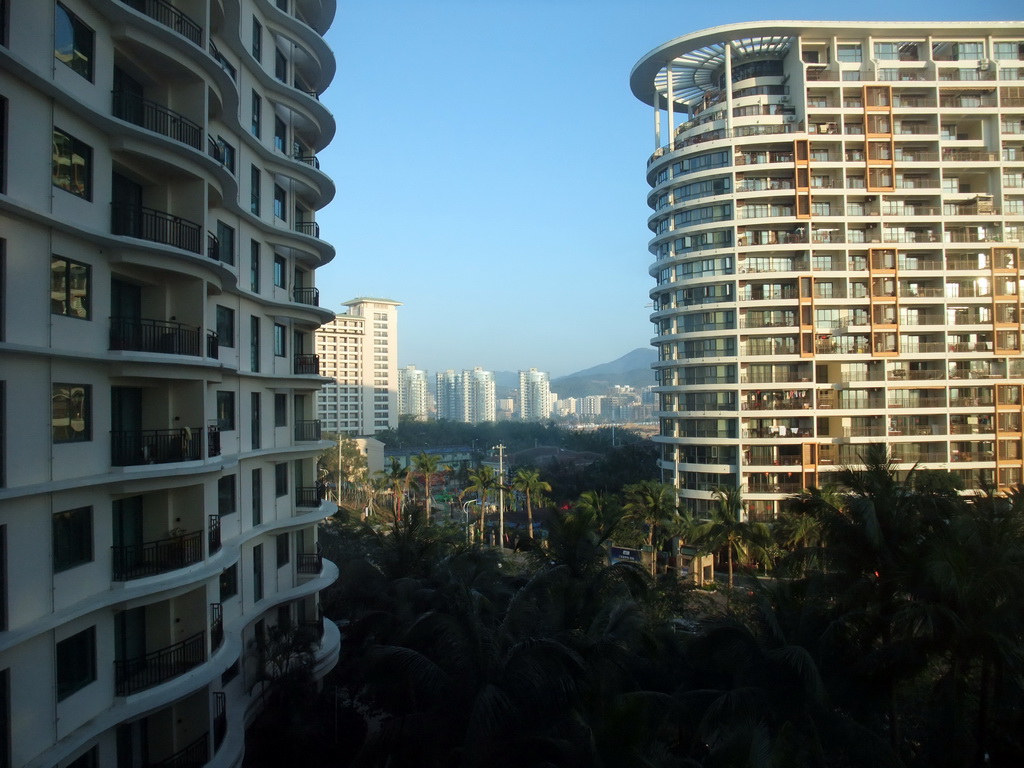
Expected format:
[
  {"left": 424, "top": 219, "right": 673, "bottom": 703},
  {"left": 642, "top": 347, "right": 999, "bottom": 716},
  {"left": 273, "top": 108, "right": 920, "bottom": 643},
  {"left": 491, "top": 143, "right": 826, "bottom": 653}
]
[
  {"left": 632, "top": 22, "right": 1024, "bottom": 519},
  {"left": 0, "top": 0, "right": 340, "bottom": 765}
]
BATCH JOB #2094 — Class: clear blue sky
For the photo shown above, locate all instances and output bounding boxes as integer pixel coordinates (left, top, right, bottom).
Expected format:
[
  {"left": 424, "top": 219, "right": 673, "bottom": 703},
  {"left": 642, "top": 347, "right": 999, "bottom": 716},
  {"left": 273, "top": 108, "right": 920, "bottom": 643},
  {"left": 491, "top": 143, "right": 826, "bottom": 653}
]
[{"left": 315, "top": 1, "right": 1020, "bottom": 378}]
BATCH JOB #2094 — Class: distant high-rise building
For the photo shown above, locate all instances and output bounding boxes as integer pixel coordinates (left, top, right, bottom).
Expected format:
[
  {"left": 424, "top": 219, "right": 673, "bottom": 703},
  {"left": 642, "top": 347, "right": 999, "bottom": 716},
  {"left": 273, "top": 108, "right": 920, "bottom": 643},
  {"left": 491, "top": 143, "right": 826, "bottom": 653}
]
[
  {"left": 398, "top": 365, "right": 430, "bottom": 420},
  {"left": 518, "top": 368, "right": 553, "bottom": 421},
  {"left": 631, "top": 21, "right": 1024, "bottom": 520},
  {"left": 316, "top": 298, "right": 401, "bottom": 436},
  {"left": 434, "top": 368, "right": 496, "bottom": 423}
]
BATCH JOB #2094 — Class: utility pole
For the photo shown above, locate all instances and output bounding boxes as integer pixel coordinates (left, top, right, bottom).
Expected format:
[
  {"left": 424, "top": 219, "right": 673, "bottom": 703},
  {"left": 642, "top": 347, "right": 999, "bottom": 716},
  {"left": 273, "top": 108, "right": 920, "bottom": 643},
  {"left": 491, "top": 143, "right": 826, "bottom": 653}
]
[{"left": 495, "top": 443, "right": 506, "bottom": 549}]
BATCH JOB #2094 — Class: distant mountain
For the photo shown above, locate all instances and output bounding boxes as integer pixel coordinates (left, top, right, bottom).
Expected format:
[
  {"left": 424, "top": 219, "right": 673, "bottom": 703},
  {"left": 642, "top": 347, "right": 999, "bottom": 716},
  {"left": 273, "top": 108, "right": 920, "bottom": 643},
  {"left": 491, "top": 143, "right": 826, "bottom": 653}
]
[{"left": 551, "top": 348, "right": 657, "bottom": 399}]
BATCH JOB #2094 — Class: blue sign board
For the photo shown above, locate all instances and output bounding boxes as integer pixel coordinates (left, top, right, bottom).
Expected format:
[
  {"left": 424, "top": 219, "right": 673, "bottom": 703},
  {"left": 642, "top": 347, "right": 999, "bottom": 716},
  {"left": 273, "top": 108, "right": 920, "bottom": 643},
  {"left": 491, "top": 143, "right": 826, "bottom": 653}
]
[{"left": 609, "top": 546, "right": 642, "bottom": 564}]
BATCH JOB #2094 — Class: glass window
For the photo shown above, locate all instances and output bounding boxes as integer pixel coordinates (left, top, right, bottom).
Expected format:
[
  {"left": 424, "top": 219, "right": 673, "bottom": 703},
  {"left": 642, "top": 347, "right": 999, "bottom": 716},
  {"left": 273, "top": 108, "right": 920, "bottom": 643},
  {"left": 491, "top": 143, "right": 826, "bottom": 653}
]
[
  {"left": 53, "top": 506, "right": 92, "bottom": 572},
  {"left": 55, "top": 3, "right": 93, "bottom": 80},
  {"left": 52, "top": 384, "right": 90, "bottom": 443},
  {"left": 56, "top": 627, "right": 96, "bottom": 700},
  {"left": 216, "top": 391, "right": 235, "bottom": 431},
  {"left": 274, "top": 116, "right": 286, "bottom": 152},
  {"left": 873, "top": 42, "right": 899, "bottom": 60},
  {"left": 275, "top": 48, "right": 287, "bottom": 82},
  {"left": 251, "top": 17, "right": 262, "bottom": 62},
  {"left": 273, "top": 184, "right": 286, "bottom": 221},
  {"left": 274, "top": 462, "right": 287, "bottom": 496},
  {"left": 218, "top": 474, "right": 236, "bottom": 516},
  {"left": 253, "top": 544, "right": 264, "bottom": 602},
  {"left": 993, "top": 42, "right": 1022, "bottom": 60},
  {"left": 252, "top": 467, "right": 262, "bottom": 525},
  {"left": 837, "top": 44, "right": 862, "bottom": 62},
  {"left": 250, "top": 240, "right": 260, "bottom": 292},
  {"left": 274, "top": 323, "right": 286, "bottom": 356},
  {"left": 52, "top": 128, "right": 91, "bottom": 199},
  {"left": 216, "top": 221, "right": 235, "bottom": 265},
  {"left": 251, "top": 91, "right": 261, "bottom": 137},
  {"left": 274, "top": 255, "right": 286, "bottom": 287},
  {"left": 216, "top": 306, "right": 234, "bottom": 348},
  {"left": 218, "top": 136, "right": 235, "bottom": 175},
  {"left": 251, "top": 391, "right": 261, "bottom": 450},
  {"left": 250, "top": 165, "right": 260, "bottom": 215},
  {"left": 219, "top": 564, "right": 238, "bottom": 600},
  {"left": 276, "top": 532, "right": 289, "bottom": 567},
  {"left": 50, "top": 256, "right": 90, "bottom": 319},
  {"left": 250, "top": 316, "right": 260, "bottom": 372},
  {"left": 955, "top": 42, "right": 984, "bottom": 60},
  {"left": 274, "top": 393, "right": 287, "bottom": 426}
]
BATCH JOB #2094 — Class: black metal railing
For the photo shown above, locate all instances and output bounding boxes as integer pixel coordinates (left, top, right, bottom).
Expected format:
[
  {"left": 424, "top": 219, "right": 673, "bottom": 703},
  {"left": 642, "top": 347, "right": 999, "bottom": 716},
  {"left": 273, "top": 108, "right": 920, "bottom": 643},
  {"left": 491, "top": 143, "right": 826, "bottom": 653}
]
[
  {"left": 207, "top": 424, "right": 221, "bottom": 457},
  {"left": 111, "top": 202, "right": 202, "bottom": 254},
  {"left": 109, "top": 317, "right": 201, "bottom": 356},
  {"left": 111, "top": 529, "right": 203, "bottom": 580},
  {"left": 115, "top": 631, "right": 206, "bottom": 695},
  {"left": 153, "top": 733, "right": 209, "bottom": 768},
  {"left": 208, "top": 514, "right": 221, "bottom": 554},
  {"left": 294, "top": 221, "right": 320, "bottom": 238},
  {"left": 213, "top": 692, "right": 227, "bottom": 750},
  {"left": 296, "top": 549, "right": 323, "bottom": 574},
  {"left": 111, "top": 427, "right": 203, "bottom": 466},
  {"left": 292, "top": 287, "right": 320, "bottom": 306},
  {"left": 112, "top": 90, "right": 201, "bottom": 149},
  {"left": 211, "top": 603, "right": 224, "bottom": 650},
  {"left": 293, "top": 354, "right": 320, "bottom": 375},
  {"left": 208, "top": 40, "right": 236, "bottom": 80},
  {"left": 206, "top": 231, "right": 219, "bottom": 260},
  {"left": 294, "top": 419, "right": 322, "bottom": 441},
  {"left": 206, "top": 331, "right": 219, "bottom": 359},
  {"left": 123, "top": 0, "right": 203, "bottom": 47},
  {"left": 300, "top": 608, "right": 325, "bottom": 640},
  {"left": 293, "top": 153, "right": 320, "bottom": 169},
  {"left": 295, "top": 487, "right": 321, "bottom": 508}
]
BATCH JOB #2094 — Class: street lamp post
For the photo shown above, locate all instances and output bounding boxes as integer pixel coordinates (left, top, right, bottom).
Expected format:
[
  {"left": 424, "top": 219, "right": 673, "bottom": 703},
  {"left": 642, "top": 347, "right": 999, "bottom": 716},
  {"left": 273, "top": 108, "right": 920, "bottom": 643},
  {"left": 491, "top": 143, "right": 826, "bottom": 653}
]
[{"left": 462, "top": 499, "right": 479, "bottom": 546}]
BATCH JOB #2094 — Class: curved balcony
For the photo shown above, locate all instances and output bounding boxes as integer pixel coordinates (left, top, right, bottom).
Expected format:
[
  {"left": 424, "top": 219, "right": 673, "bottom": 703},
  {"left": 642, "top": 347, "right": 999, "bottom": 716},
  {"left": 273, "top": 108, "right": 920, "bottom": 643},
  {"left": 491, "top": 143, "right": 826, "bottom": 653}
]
[
  {"left": 109, "top": 317, "right": 204, "bottom": 357},
  {"left": 294, "top": 419, "right": 322, "bottom": 441},
  {"left": 293, "top": 354, "right": 320, "bottom": 375},
  {"left": 112, "top": 90, "right": 202, "bottom": 150},
  {"left": 111, "top": 517, "right": 218, "bottom": 581},
  {"left": 121, "top": 0, "right": 203, "bottom": 47},
  {"left": 292, "top": 286, "right": 320, "bottom": 306},
  {"left": 111, "top": 202, "right": 203, "bottom": 255},
  {"left": 111, "top": 427, "right": 204, "bottom": 466},
  {"left": 115, "top": 631, "right": 206, "bottom": 696}
]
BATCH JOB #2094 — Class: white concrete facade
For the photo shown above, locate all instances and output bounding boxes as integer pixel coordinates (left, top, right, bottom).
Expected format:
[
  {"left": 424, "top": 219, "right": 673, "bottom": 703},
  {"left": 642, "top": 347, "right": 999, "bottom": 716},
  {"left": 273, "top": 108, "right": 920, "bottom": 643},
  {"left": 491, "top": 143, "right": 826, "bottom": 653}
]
[
  {"left": 315, "top": 298, "right": 400, "bottom": 437},
  {"left": 632, "top": 21, "right": 1024, "bottom": 519},
  {"left": 434, "top": 368, "right": 495, "bottom": 424},
  {"left": 397, "top": 365, "right": 430, "bottom": 420},
  {"left": 518, "top": 368, "right": 552, "bottom": 421},
  {"left": 0, "top": 0, "right": 340, "bottom": 765}
]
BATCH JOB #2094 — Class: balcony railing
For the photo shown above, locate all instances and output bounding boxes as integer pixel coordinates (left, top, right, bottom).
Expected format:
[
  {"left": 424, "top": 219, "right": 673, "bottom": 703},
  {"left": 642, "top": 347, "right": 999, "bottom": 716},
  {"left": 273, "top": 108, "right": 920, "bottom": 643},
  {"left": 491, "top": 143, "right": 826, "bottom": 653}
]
[
  {"left": 109, "top": 317, "right": 201, "bottom": 356},
  {"left": 115, "top": 631, "right": 206, "bottom": 696},
  {"left": 295, "top": 486, "right": 322, "bottom": 508},
  {"left": 208, "top": 514, "right": 221, "bottom": 554},
  {"left": 294, "top": 419, "right": 322, "bottom": 441},
  {"left": 111, "top": 529, "right": 203, "bottom": 580},
  {"left": 153, "top": 733, "right": 208, "bottom": 768},
  {"left": 294, "top": 354, "right": 320, "bottom": 375},
  {"left": 293, "top": 153, "right": 320, "bottom": 169},
  {"left": 123, "top": 0, "right": 202, "bottom": 47},
  {"left": 292, "top": 287, "right": 320, "bottom": 306},
  {"left": 294, "top": 221, "right": 320, "bottom": 238},
  {"left": 208, "top": 40, "right": 236, "bottom": 80},
  {"left": 112, "top": 90, "right": 201, "bottom": 150},
  {"left": 206, "top": 331, "right": 219, "bottom": 359},
  {"left": 211, "top": 603, "right": 224, "bottom": 650},
  {"left": 208, "top": 424, "right": 221, "bottom": 457},
  {"left": 111, "top": 427, "right": 203, "bottom": 466},
  {"left": 214, "top": 692, "right": 227, "bottom": 750},
  {"left": 296, "top": 547, "right": 323, "bottom": 574},
  {"left": 111, "top": 202, "right": 202, "bottom": 254}
]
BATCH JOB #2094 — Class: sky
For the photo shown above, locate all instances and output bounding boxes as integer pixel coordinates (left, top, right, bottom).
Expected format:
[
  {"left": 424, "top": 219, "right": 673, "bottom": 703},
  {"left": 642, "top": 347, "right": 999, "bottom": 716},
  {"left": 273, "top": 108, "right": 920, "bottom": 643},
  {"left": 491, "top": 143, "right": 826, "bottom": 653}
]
[{"left": 315, "top": 0, "right": 1021, "bottom": 378}]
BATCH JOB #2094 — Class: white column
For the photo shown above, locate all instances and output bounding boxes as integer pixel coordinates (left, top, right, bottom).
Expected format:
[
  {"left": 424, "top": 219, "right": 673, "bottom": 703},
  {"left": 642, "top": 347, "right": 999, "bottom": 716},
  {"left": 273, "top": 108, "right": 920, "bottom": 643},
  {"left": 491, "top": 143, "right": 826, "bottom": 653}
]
[
  {"left": 666, "top": 60, "right": 675, "bottom": 145},
  {"left": 654, "top": 93, "right": 662, "bottom": 149}
]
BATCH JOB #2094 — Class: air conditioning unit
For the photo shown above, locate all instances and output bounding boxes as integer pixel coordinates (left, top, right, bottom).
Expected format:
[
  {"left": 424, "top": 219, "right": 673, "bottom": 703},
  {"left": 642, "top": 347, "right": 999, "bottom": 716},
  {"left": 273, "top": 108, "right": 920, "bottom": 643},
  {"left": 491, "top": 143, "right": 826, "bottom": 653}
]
[
  {"left": 978, "top": 59, "right": 992, "bottom": 71},
  {"left": 780, "top": 95, "right": 791, "bottom": 103},
  {"left": 786, "top": 115, "right": 797, "bottom": 123}
]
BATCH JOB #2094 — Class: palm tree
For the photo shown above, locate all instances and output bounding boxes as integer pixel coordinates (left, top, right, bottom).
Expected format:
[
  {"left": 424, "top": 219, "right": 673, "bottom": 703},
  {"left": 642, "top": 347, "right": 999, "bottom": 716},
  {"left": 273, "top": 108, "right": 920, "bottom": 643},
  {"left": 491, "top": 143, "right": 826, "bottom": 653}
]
[
  {"left": 466, "top": 466, "right": 498, "bottom": 545},
  {"left": 511, "top": 467, "right": 550, "bottom": 540},
  {"left": 411, "top": 452, "right": 442, "bottom": 524},
  {"left": 692, "top": 485, "right": 770, "bottom": 589},
  {"left": 623, "top": 480, "right": 678, "bottom": 574}
]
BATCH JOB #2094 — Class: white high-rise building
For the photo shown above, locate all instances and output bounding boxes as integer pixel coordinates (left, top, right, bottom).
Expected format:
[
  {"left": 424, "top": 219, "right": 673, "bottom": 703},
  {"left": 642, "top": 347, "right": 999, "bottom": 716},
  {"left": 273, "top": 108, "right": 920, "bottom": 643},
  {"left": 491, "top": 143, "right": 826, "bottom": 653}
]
[
  {"left": 631, "top": 21, "right": 1024, "bottom": 520},
  {"left": 434, "top": 367, "right": 495, "bottom": 424},
  {"left": 518, "top": 368, "right": 553, "bottom": 421},
  {"left": 316, "top": 298, "right": 401, "bottom": 436},
  {"left": 398, "top": 365, "right": 430, "bottom": 420},
  {"left": 0, "top": 0, "right": 341, "bottom": 764}
]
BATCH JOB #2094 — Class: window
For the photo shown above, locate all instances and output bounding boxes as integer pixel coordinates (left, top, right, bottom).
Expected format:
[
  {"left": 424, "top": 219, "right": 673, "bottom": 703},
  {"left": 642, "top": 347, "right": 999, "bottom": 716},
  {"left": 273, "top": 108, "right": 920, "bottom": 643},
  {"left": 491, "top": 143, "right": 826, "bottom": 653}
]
[
  {"left": 274, "top": 462, "right": 287, "bottom": 497},
  {"left": 250, "top": 240, "right": 261, "bottom": 293},
  {"left": 216, "top": 391, "right": 235, "bottom": 431},
  {"left": 50, "top": 256, "right": 90, "bottom": 319},
  {"left": 251, "top": 392, "right": 261, "bottom": 449},
  {"left": 273, "top": 184, "right": 286, "bottom": 221},
  {"left": 873, "top": 42, "right": 900, "bottom": 60},
  {"left": 219, "top": 564, "right": 238, "bottom": 600},
  {"left": 216, "top": 221, "right": 235, "bottom": 265},
  {"left": 273, "top": 255, "right": 286, "bottom": 287},
  {"left": 252, "top": 544, "right": 263, "bottom": 602},
  {"left": 218, "top": 474, "right": 236, "bottom": 516},
  {"left": 993, "top": 42, "right": 1023, "bottom": 60},
  {"left": 53, "top": 506, "right": 92, "bottom": 572},
  {"left": 56, "top": 626, "right": 96, "bottom": 701},
  {"left": 216, "top": 306, "right": 234, "bottom": 347},
  {"left": 274, "top": 116, "right": 286, "bottom": 152},
  {"left": 251, "top": 17, "right": 262, "bottom": 61},
  {"left": 1, "top": 97, "right": 7, "bottom": 194},
  {"left": 51, "top": 384, "right": 90, "bottom": 443},
  {"left": 218, "top": 136, "right": 236, "bottom": 174},
  {"left": 250, "top": 165, "right": 260, "bottom": 215},
  {"left": 251, "top": 91, "right": 261, "bottom": 137},
  {"left": 55, "top": 3, "right": 93, "bottom": 80},
  {"left": 274, "top": 323, "right": 286, "bottom": 356},
  {"left": 52, "top": 128, "right": 91, "bottom": 200},
  {"left": 250, "top": 315, "right": 260, "bottom": 372},
  {"left": 276, "top": 532, "right": 289, "bottom": 567},
  {"left": 274, "top": 393, "right": 287, "bottom": 426},
  {"left": 837, "top": 44, "right": 862, "bottom": 62},
  {"left": 252, "top": 467, "right": 262, "bottom": 525},
  {"left": 275, "top": 48, "right": 287, "bottom": 82}
]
